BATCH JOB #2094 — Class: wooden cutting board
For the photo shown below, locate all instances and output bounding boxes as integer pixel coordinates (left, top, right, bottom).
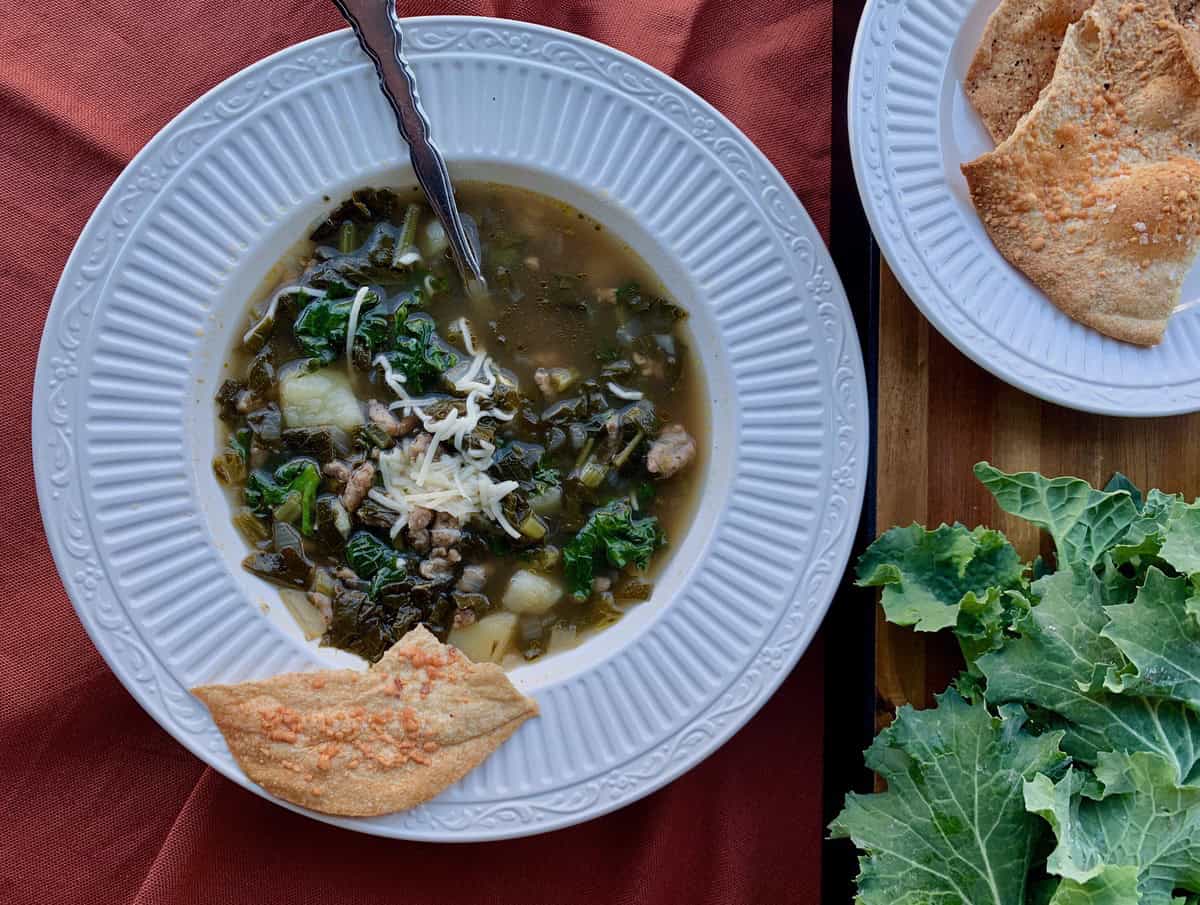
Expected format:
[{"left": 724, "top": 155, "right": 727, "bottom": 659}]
[{"left": 875, "top": 263, "right": 1200, "bottom": 729}]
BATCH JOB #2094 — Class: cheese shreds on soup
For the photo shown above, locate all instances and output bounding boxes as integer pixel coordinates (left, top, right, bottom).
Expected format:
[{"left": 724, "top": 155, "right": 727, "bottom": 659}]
[{"left": 213, "top": 183, "right": 705, "bottom": 666}]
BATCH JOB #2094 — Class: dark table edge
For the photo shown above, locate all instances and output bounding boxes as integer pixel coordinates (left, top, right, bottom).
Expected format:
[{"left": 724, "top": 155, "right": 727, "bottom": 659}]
[{"left": 821, "top": 0, "right": 878, "bottom": 900}]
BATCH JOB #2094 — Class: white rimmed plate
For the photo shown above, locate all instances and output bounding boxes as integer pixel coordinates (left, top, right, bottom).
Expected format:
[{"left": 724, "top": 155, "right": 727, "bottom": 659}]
[
  {"left": 850, "top": 0, "right": 1200, "bottom": 416},
  {"left": 33, "top": 17, "right": 867, "bottom": 840}
]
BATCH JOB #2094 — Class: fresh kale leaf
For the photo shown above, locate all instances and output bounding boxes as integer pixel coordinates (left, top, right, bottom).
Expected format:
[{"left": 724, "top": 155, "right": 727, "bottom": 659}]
[
  {"left": 830, "top": 690, "right": 1066, "bottom": 905},
  {"left": 856, "top": 522, "right": 1025, "bottom": 637},
  {"left": 1109, "top": 489, "right": 1184, "bottom": 567},
  {"left": 1027, "top": 752, "right": 1200, "bottom": 905},
  {"left": 978, "top": 563, "right": 1200, "bottom": 780},
  {"left": 1101, "top": 566, "right": 1200, "bottom": 706},
  {"left": 1103, "top": 472, "right": 1144, "bottom": 511},
  {"left": 563, "top": 499, "right": 664, "bottom": 599},
  {"left": 840, "top": 464, "right": 1200, "bottom": 905},
  {"left": 1158, "top": 500, "right": 1200, "bottom": 575},
  {"left": 975, "top": 462, "right": 1140, "bottom": 568}
]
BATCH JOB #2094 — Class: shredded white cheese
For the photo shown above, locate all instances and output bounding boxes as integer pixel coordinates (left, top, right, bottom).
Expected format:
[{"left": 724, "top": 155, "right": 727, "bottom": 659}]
[
  {"left": 419, "top": 407, "right": 459, "bottom": 484},
  {"left": 345, "top": 286, "right": 372, "bottom": 376},
  {"left": 488, "top": 405, "right": 516, "bottom": 422},
  {"left": 371, "top": 336, "right": 519, "bottom": 536},
  {"left": 478, "top": 474, "right": 522, "bottom": 537},
  {"left": 607, "top": 381, "right": 644, "bottom": 401},
  {"left": 453, "top": 351, "right": 489, "bottom": 392},
  {"left": 374, "top": 437, "right": 522, "bottom": 537},
  {"left": 375, "top": 355, "right": 437, "bottom": 410},
  {"left": 458, "top": 317, "right": 476, "bottom": 355},
  {"left": 243, "top": 285, "right": 325, "bottom": 347},
  {"left": 395, "top": 246, "right": 421, "bottom": 267}
]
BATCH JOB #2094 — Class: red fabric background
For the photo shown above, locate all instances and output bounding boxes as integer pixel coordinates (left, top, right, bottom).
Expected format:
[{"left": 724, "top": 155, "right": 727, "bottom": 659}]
[{"left": 0, "top": 2, "right": 832, "bottom": 903}]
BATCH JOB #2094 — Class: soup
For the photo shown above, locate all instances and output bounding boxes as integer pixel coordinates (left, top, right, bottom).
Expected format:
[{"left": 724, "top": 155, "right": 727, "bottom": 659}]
[{"left": 213, "top": 183, "right": 705, "bottom": 667}]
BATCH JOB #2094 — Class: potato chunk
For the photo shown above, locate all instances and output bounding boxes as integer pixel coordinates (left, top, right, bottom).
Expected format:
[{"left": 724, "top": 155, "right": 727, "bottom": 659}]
[
  {"left": 547, "top": 624, "right": 580, "bottom": 654},
  {"left": 501, "top": 570, "right": 563, "bottom": 614},
  {"left": 448, "top": 612, "right": 519, "bottom": 664},
  {"left": 279, "top": 368, "right": 364, "bottom": 432}
]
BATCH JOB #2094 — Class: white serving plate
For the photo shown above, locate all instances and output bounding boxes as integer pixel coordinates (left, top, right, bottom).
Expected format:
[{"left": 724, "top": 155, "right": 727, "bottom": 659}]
[
  {"left": 850, "top": 0, "right": 1200, "bottom": 415},
  {"left": 32, "top": 17, "right": 867, "bottom": 840}
]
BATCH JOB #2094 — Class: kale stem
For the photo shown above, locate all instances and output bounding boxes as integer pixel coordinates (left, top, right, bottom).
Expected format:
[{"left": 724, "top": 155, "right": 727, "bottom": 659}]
[
  {"left": 612, "top": 430, "right": 645, "bottom": 469},
  {"left": 573, "top": 437, "right": 596, "bottom": 472},
  {"left": 392, "top": 204, "right": 423, "bottom": 269},
  {"left": 579, "top": 459, "right": 607, "bottom": 489},
  {"left": 338, "top": 221, "right": 357, "bottom": 254},
  {"left": 398, "top": 204, "right": 421, "bottom": 247}
]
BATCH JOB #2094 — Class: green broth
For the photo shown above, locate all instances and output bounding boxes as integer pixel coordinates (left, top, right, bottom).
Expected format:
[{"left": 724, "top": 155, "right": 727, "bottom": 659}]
[{"left": 216, "top": 182, "right": 706, "bottom": 667}]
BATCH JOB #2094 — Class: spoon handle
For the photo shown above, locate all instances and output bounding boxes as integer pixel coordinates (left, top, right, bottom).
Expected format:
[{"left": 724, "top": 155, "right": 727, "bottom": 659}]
[{"left": 332, "top": 0, "right": 486, "bottom": 291}]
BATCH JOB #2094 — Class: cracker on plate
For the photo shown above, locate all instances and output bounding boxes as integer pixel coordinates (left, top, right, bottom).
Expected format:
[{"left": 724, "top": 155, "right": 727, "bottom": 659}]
[
  {"left": 193, "top": 626, "right": 538, "bottom": 816},
  {"left": 962, "top": 0, "right": 1200, "bottom": 345},
  {"left": 966, "top": 0, "right": 1200, "bottom": 144},
  {"left": 965, "top": 0, "right": 1095, "bottom": 144}
]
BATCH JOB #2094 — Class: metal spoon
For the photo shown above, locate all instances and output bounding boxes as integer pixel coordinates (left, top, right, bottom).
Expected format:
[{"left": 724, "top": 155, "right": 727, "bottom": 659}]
[{"left": 331, "top": 0, "right": 486, "bottom": 295}]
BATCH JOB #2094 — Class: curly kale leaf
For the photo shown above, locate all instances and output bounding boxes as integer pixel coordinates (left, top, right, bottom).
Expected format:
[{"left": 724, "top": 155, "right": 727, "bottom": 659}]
[
  {"left": 563, "top": 499, "right": 663, "bottom": 599},
  {"left": 292, "top": 289, "right": 378, "bottom": 365},
  {"left": 382, "top": 313, "right": 458, "bottom": 394},
  {"left": 856, "top": 522, "right": 1027, "bottom": 667},
  {"left": 344, "top": 531, "right": 409, "bottom": 599}
]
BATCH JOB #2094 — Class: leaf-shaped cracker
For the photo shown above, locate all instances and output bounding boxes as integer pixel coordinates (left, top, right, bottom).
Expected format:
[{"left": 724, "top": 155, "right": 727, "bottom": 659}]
[
  {"left": 192, "top": 626, "right": 538, "bottom": 816},
  {"left": 963, "top": 0, "right": 1200, "bottom": 345}
]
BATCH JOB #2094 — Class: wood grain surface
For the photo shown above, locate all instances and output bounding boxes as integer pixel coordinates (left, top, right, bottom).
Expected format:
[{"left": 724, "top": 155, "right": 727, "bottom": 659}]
[{"left": 875, "top": 262, "right": 1200, "bottom": 729}]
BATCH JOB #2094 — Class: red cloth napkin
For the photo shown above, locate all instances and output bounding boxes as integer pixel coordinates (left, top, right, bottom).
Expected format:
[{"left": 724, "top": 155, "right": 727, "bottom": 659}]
[{"left": 1, "top": 2, "right": 832, "bottom": 903}]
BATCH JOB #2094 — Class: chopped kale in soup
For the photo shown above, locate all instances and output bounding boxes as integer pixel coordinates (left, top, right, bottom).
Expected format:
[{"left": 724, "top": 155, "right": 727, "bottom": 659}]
[{"left": 214, "top": 183, "right": 704, "bottom": 666}]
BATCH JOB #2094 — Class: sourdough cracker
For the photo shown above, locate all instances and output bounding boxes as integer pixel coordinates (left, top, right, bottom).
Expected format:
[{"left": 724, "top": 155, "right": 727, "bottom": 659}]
[
  {"left": 963, "top": 0, "right": 1200, "bottom": 345},
  {"left": 193, "top": 626, "right": 538, "bottom": 816}
]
